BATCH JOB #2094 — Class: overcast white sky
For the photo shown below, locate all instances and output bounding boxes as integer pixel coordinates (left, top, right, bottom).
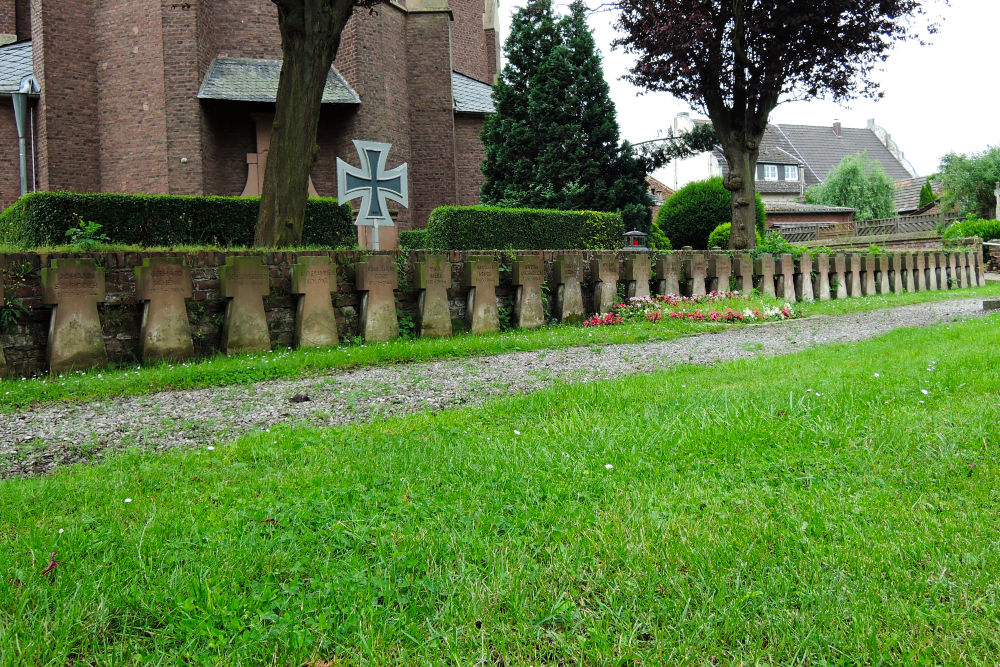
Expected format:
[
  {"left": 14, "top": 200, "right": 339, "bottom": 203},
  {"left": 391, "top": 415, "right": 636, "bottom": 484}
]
[{"left": 497, "top": 0, "right": 1000, "bottom": 179}]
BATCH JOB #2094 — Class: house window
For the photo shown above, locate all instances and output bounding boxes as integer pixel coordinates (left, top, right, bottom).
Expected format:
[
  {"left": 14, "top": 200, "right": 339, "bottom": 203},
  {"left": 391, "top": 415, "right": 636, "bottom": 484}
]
[
  {"left": 784, "top": 165, "right": 799, "bottom": 181},
  {"left": 762, "top": 164, "right": 778, "bottom": 181}
]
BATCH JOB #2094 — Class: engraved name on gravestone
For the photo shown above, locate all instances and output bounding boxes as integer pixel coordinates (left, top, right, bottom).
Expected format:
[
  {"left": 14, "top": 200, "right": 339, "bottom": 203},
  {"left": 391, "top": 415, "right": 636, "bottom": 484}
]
[
  {"left": 554, "top": 255, "right": 584, "bottom": 324},
  {"left": 337, "top": 140, "right": 408, "bottom": 251},
  {"left": 512, "top": 255, "right": 545, "bottom": 329},
  {"left": 464, "top": 256, "right": 500, "bottom": 334},
  {"left": 355, "top": 254, "right": 399, "bottom": 342},
  {"left": 414, "top": 254, "right": 452, "bottom": 337},
  {"left": 654, "top": 254, "right": 680, "bottom": 296},
  {"left": 860, "top": 255, "right": 877, "bottom": 296},
  {"left": 775, "top": 254, "right": 796, "bottom": 302},
  {"left": 682, "top": 251, "right": 707, "bottom": 297},
  {"left": 812, "top": 253, "right": 831, "bottom": 301},
  {"left": 219, "top": 255, "right": 270, "bottom": 355},
  {"left": 135, "top": 257, "right": 194, "bottom": 363},
  {"left": 753, "top": 253, "right": 775, "bottom": 298},
  {"left": 832, "top": 253, "right": 848, "bottom": 299},
  {"left": 624, "top": 254, "right": 651, "bottom": 299},
  {"left": 291, "top": 255, "right": 339, "bottom": 348},
  {"left": 732, "top": 253, "right": 754, "bottom": 293},
  {"left": 707, "top": 252, "right": 732, "bottom": 295},
  {"left": 41, "top": 258, "right": 108, "bottom": 374},
  {"left": 795, "top": 253, "right": 814, "bottom": 302},
  {"left": 845, "top": 253, "right": 863, "bottom": 297},
  {"left": 591, "top": 255, "right": 619, "bottom": 314}
]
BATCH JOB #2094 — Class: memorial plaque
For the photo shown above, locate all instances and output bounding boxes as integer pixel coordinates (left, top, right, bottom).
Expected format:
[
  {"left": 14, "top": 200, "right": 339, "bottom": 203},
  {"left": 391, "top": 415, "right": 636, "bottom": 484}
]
[
  {"left": 554, "top": 255, "right": 584, "bottom": 324},
  {"left": 832, "top": 253, "right": 848, "bottom": 299},
  {"left": 845, "top": 253, "right": 863, "bottom": 297},
  {"left": 414, "top": 254, "right": 452, "bottom": 337},
  {"left": 654, "top": 254, "right": 680, "bottom": 296},
  {"left": 624, "top": 254, "right": 652, "bottom": 299},
  {"left": 775, "top": 254, "right": 796, "bottom": 302},
  {"left": 290, "top": 255, "right": 339, "bottom": 348},
  {"left": 811, "top": 253, "right": 831, "bottom": 301},
  {"left": 889, "top": 253, "right": 904, "bottom": 293},
  {"left": 356, "top": 254, "right": 399, "bottom": 342},
  {"left": 860, "top": 255, "right": 877, "bottom": 296},
  {"left": 753, "top": 253, "right": 776, "bottom": 298},
  {"left": 913, "top": 252, "right": 926, "bottom": 291},
  {"left": 795, "top": 253, "right": 814, "bottom": 302},
  {"left": 875, "top": 255, "right": 891, "bottom": 294},
  {"left": 591, "top": 255, "right": 619, "bottom": 314},
  {"left": 512, "top": 255, "right": 545, "bottom": 329},
  {"left": 464, "top": 256, "right": 499, "bottom": 334},
  {"left": 707, "top": 252, "right": 732, "bottom": 294},
  {"left": 0, "top": 271, "right": 6, "bottom": 377},
  {"left": 135, "top": 257, "right": 194, "bottom": 363},
  {"left": 732, "top": 253, "right": 754, "bottom": 293},
  {"left": 902, "top": 253, "right": 916, "bottom": 292},
  {"left": 219, "top": 255, "right": 271, "bottom": 355},
  {"left": 683, "top": 251, "right": 707, "bottom": 297},
  {"left": 40, "top": 258, "right": 108, "bottom": 374}
]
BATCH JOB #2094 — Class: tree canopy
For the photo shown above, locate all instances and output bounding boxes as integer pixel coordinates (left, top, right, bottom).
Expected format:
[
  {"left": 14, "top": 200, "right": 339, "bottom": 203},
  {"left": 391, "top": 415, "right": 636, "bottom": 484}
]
[
  {"left": 804, "top": 152, "right": 896, "bottom": 221},
  {"left": 614, "top": 0, "right": 940, "bottom": 249},
  {"left": 938, "top": 146, "right": 1000, "bottom": 219}
]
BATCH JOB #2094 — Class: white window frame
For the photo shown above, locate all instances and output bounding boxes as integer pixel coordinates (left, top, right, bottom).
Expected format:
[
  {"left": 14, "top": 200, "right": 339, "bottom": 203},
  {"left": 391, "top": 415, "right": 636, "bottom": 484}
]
[
  {"left": 762, "top": 164, "right": 778, "bottom": 181},
  {"left": 784, "top": 165, "right": 799, "bottom": 181}
]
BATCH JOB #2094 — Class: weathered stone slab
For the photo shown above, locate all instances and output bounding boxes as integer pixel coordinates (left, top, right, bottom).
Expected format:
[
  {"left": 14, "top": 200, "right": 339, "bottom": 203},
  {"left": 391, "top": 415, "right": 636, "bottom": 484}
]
[
  {"left": 957, "top": 252, "right": 969, "bottom": 288},
  {"left": 860, "top": 255, "right": 877, "bottom": 296},
  {"left": 624, "top": 254, "right": 652, "bottom": 299},
  {"left": 0, "top": 270, "right": 7, "bottom": 377},
  {"left": 356, "top": 254, "right": 399, "bottom": 342},
  {"left": 707, "top": 252, "right": 732, "bottom": 294},
  {"left": 682, "top": 251, "right": 707, "bottom": 297},
  {"left": 811, "top": 253, "right": 831, "bottom": 301},
  {"left": 889, "top": 253, "right": 904, "bottom": 293},
  {"left": 654, "top": 254, "right": 680, "bottom": 296},
  {"left": 927, "top": 252, "right": 941, "bottom": 291},
  {"left": 414, "top": 254, "right": 452, "bottom": 337},
  {"left": 875, "top": 255, "right": 891, "bottom": 294},
  {"left": 914, "top": 252, "right": 927, "bottom": 291},
  {"left": 794, "top": 253, "right": 814, "bottom": 302},
  {"left": 976, "top": 247, "right": 987, "bottom": 286},
  {"left": 591, "top": 255, "right": 619, "bottom": 314},
  {"left": 775, "top": 253, "right": 796, "bottom": 302},
  {"left": 902, "top": 253, "right": 916, "bottom": 292},
  {"left": 41, "top": 258, "right": 108, "bottom": 374},
  {"left": 512, "top": 255, "right": 545, "bottom": 329},
  {"left": 967, "top": 250, "right": 979, "bottom": 286},
  {"left": 845, "top": 254, "right": 863, "bottom": 297},
  {"left": 290, "top": 255, "right": 339, "bottom": 348},
  {"left": 219, "top": 255, "right": 270, "bottom": 355},
  {"left": 135, "top": 257, "right": 194, "bottom": 363},
  {"left": 732, "top": 253, "right": 753, "bottom": 293},
  {"left": 984, "top": 299, "right": 1000, "bottom": 311},
  {"left": 554, "top": 255, "right": 584, "bottom": 324},
  {"left": 753, "top": 254, "right": 776, "bottom": 298},
  {"left": 832, "top": 253, "right": 849, "bottom": 299},
  {"left": 464, "top": 256, "right": 500, "bottom": 334}
]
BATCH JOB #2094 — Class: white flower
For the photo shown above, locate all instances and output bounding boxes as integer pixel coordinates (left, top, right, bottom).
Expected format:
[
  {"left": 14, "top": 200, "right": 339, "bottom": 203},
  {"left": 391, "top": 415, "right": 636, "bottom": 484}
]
[
  {"left": 206, "top": 446, "right": 215, "bottom": 451},
  {"left": 920, "top": 400, "right": 925, "bottom": 404},
  {"left": 921, "top": 389, "right": 930, "bottom": 395},
  {"left": 605, "top": 463, "right": 614, "bottom": 470},
  {"left": 58, "top": 528, "right": 64, "bottom": 534},
  {"left": 806, "top": 388, "right": 813, "bottom": 392},
  {"left": 514, "top": 430, "right": 521, "bottom": 436},
  {"left": 873, "top": 373, "right": 880, "bottom": 378},
  {"left": 124, "top": 498, "right": 132, "bottom": 503}
]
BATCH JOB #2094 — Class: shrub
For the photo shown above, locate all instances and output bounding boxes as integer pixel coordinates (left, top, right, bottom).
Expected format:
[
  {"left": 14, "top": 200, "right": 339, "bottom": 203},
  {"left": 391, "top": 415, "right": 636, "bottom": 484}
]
[
  {"left": 0, "top": 192, "right": 356, "bottom": 248},
  {"left": 425, "top": 206, "right": 623, "bottom": 250},
  {"left": 653, "top": 177, "right": 765, "bottom": 249},
  {"left": 754, "top": 231, "right": 802, "bottom": 258},
  {"left": 707, "top": 222, "right": 762, "bottom": 250},
  {"left": 398, "top": 229, "right": 429, "bottom": 249},
  {"left": 942, "top": 216, "right": 1000, "bottom": 243}
]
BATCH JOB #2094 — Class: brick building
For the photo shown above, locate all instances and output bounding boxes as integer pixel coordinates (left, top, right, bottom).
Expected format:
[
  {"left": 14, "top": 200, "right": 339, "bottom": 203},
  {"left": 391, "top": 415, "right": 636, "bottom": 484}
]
[{"left": 0, "top": 0, "right": 498, "bottom": 235}]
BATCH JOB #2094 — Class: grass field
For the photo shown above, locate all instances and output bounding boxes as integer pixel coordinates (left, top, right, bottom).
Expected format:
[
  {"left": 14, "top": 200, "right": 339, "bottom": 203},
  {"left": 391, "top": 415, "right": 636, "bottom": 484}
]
[
  {"left": 2, "top": 281, "right": 998, "bottom": 412},
  {"left": 2, "top": 314, "right": 999, "bottom": 663}
]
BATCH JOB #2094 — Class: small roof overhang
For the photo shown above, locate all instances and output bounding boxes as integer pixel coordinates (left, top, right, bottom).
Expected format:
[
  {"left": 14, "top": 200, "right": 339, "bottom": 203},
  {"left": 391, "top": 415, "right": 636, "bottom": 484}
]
[
  {"left": 198, "top": 57, "right": 360, "bottom": 104},
  {"left": 0, "top": 41, "right": 38, "bottom": 97},
  {"left": 452, "top": 71, "right": 495, "bottom": 114}
]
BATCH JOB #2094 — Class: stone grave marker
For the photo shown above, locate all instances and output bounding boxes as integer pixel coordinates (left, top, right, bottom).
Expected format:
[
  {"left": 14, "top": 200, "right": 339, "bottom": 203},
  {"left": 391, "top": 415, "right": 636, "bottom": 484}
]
[
  {"left": 926, "top": 252, "right": 940, "bottom": 291},
  {"left": 554, "top": 255, "right": 584, "bottom": 323},
  {"left": 707, "top": 252, "right": 732, "bottom": 294},
  {"left": 219, "top": 255, "right": 271, "bottom": 355},
  {"left": 591, "top": 255, "right": 619, "bottom": 313},
  {"left": 413, "top": 254, "right": 452, "bottom": 337},
  {"left": 512, "top": 255, "right": 545, "bottom": 329},
  {"left": 135, "top": 257, "right": 194, "bottom": 363},
  {"left": 795, "top": 253, "right": 814, "bottom": 302},
  {"left": 976, "top": 247, "right": 987, "bottom": 286},
  {"left": 844, "top": 254, "right": 864, "bottom": 297},
  {"left": 290, "top": 255, "right": 339, "bottom": 348},
  {"left": 464, "top": 256, "right": 500, "bottom": 334},
  {"left": 811, "top": 253, "right": 831, "bottom": 301},
  {"left": 355, "top": 254, "right": 399, "bottom": 342},
  {"left": 624, "top": 254, "right": 652, "bottom": 299},
  {"left": 860, "top": 255, "right": 877, "bottom": 295},
  {"left": 775, "top": 254, "right": 796, "bottom": 302},
  {"left": 832, "top": 253, "right": 849, "bottom": 299},
  {"left": 957, "top": 252, "right": 969, "bottom": 288},
  {"left": 0, "top": 270, "right": 6, "bottom": 377},
  {"left": 732, "top": 253, "right": 754, "bottom": 293},
  {"left": 753, "top": 253, "right": 776, "bottom": 298},
  {"left": 902, "top": 253, "right": 916, "bottom": 292},
  {"left": 969, "top": 250, "right": 982, "bottom": 286},
  {"left": 41, "top": 258, "right": 108, "bottom": 374},
  {"left": 654, "top": 254, "right": 680, "bottom": 296},
  {"left": 914, "top": 252, "right": 927, "bottom": 291},
  {"left": 682, "top": 251, "right": 707, "bottom": 297},
  {"left": 875, "top": 255, "right": 891, "bottom": 294},
  {"left": 889, "top": 253, "right": 904, "bottom": 293}
]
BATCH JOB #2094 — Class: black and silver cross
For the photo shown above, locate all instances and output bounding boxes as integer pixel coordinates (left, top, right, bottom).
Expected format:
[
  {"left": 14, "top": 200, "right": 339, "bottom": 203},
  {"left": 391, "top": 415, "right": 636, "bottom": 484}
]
[{"left": 336, "top": 140, "right": 409, "bottom": 250}]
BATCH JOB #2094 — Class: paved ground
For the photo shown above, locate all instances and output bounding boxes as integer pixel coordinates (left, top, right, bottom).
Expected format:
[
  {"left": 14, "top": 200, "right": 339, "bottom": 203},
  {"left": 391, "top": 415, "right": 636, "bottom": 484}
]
[{"left": 0, "top": 297, "right": 994, "bottom": 479}]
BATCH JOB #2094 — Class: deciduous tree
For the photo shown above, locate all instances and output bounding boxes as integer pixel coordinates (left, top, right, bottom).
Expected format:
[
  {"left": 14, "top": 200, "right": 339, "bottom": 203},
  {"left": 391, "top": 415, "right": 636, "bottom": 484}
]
[
  {"left": 938, "top": 146, "right": 1000, "bottom": 218},
  {"left": 804, "top": 152, "right": 896, "bottom": 221}
]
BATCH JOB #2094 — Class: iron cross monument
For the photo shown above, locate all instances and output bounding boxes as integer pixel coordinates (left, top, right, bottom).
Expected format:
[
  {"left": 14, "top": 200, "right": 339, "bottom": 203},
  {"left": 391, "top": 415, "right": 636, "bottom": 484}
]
[{"left": 337, "top": 140, "right": 409, "bottom": 250}]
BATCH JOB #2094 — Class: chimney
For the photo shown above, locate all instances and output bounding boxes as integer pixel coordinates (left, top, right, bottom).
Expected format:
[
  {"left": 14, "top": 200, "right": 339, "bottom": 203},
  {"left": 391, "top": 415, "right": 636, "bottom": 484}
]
[{"left": 833, "top": 119, "right": 842, "bottom": 137}]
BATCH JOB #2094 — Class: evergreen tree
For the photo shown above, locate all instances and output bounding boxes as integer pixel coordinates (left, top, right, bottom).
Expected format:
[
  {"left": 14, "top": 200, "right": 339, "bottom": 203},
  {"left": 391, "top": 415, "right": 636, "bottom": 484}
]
[{"left": 919, "top": 178, "right": 936, "bottom": 208}]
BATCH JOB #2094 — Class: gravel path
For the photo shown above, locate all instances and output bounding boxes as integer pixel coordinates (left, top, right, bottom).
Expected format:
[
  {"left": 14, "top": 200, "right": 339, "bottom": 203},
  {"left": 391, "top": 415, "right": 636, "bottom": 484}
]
[{"left": 1, "top": 298, "right": 992, "bottom": 479}]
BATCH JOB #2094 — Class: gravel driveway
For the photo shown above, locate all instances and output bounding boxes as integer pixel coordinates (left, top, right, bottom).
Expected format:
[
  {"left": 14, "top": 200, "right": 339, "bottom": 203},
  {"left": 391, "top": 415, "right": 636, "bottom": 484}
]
[{"left": 1, "top": 298, "right": 992, "bottom": 479}]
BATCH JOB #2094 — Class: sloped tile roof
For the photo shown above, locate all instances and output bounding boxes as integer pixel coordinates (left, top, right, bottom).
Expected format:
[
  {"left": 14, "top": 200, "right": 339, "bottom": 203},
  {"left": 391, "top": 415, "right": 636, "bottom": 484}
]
[
  {"left": 894, "top": 177, "right": 942, "bottom": 213},
  {"left": 198, "top": 57, "right": 360, "bottom": 104},
  {"left": 0, "top": 41, "right": 34, "bottom": 94},
  {"left": 452, "top": 71, "right": 495, "bottom": 114},
  {"left": 765, "top": 202, "right": 854, "bottom": 214}
]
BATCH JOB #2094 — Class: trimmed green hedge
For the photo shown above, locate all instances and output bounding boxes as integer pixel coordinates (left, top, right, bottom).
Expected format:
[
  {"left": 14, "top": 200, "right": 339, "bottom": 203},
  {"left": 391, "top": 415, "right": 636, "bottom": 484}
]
[
  {"left": 398, "top": 229, "right": 429, "bottom": 249},
  {"left": 426, "top": 206, "right": 623, "bottom": 250},
  {"left": 942, "top": 217, "right": 1000, "bottom": 243},
  {"left": 0, "top": 192, "right": 356, "bottom": 248}
]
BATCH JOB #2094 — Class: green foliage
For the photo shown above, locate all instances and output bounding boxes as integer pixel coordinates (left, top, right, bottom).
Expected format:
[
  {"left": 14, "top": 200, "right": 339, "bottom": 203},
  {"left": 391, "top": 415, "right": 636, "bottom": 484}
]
[
  {"left": 941, "top": 216, "right": 1000, "bottom": 243},
  {"left": 0, "top": 192, "right": 355, "bottom": 249},
  {"left": 706, "top": 222, "right": 763, "bottom": 250},
  {"left": 649, "top": 224, "right": 672, "bottom": 250},
  {"left": 480, "top": 0, "right": 652, "bottom": 233},
  {"left": 938, "top": 147, "right": 1000, "bottom": 218},
  {"left": 426, "top": 206, "right": 623, "bottom": 250},
  {"left": 653, "top": 177, "right": 765, "bottom": 249},
  {"left": 804, "top": 152, "right": 896, "bottom": 221},
  {"left": 398, "top": 229, "right": 429, "bottom": 250},
  {"left": 754, "top": 231, "right": 802, "bottom": 258},
  {"left": 63, "top": 218, "right": 110, "bottom": 250},
  {"left": 919, "top": 178, "right": 936, "bottom": 208}
]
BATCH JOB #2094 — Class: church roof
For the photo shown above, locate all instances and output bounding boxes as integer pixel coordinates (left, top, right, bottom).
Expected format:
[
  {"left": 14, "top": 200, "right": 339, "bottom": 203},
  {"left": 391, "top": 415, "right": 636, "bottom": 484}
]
[
  {"left": 0, "top": 41, "right": 35, "bottom": 95},
  {"left": 452, "top": 71, "right": 495, "bottom": 114},
  {"left": 198, "top": 57, "right": 360, "bottom": 104}
]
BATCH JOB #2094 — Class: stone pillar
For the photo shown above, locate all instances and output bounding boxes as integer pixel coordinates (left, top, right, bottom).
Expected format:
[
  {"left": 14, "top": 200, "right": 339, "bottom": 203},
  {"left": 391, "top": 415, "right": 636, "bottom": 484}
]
[
  {"left": 707, "top": 252, "right": 732, "bottom": 294},
  {"left": 876, "top": 255, "right": 891, "bottom": 294},
  {"left": 624, "top": 254, "right": 652, "bottom": 299},
  {"left": 0, "top": 271, "right": 7, "bottom": 377},
  {"left": 812, "top": 253, "right": 831, "bottom": 301},
  {"left": 914, "top": 252, "right": 927, "bottom": 291},
  {"left": 753, "top": 254, "right": 775, "bottom": 298},
  {"left": 845, "top": 253, "right": 864, "bottom": 297},
  {"left": 512, "top": 254, "right": 545, "bottom": 329},
  {"left": 889, "top": 253, "right": 904, "bottom": 293},
  {"left": 775, "top": 254, "right": 796, "bottom": 302},
  {"left": 832, "top": 253, "right": 848, "bottom": 299},
  {"left": 135, "top": 257, "right": 195, "bottom": 363},
  {"left": 356, "top": 255, "right": 399, "bottom": 342},
  {"left": 956, "top": 252, "right": 968, "bottom": 288},
  {"left": 902, "top": 253, "right": 916, "bottom": 292},
  {"left": 554, "top": 255, "right": 584, "bottom": 324},
  {"left": 40, "top": 258, "right": 108, "bottom": 374},
  {"left": 654, "top": 254, "right": 680, "bottom": 296},
  {"left": 682, "top": 250, "right": 707, "bottom": 297},
  {"left": 795, "top": 253, "right": 814, "bottom": 302},
  {"left": 591, "top": 254, "right": 619, "bottom": 314},
  {"left": 414, "top": 254, "right": 453, "bottom": 338},
  {"left": 860, "top": 255, "right": 877, "bottom": 296},
  {"left": 219, "top": 256, "right": 271, "bottom": 355},
  {"left": 464, "top": 256, "right": 500, "bottom": 334},
  {"left": 732, "top": 253, "right": 754, "bottom": 293}
]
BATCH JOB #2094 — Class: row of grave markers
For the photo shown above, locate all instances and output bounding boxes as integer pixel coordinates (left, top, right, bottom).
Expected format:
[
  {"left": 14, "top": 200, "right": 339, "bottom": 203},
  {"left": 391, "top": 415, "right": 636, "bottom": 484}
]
[{"left": 0, "top": 248, "right": 986, "bottom": 376}]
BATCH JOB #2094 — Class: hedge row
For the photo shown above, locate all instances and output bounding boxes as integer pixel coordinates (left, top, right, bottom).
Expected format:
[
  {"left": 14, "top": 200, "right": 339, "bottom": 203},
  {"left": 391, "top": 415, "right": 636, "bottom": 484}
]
[
  {"left": 0, "top": 192, "right": 356, "bottom": 248},
  {"left": 425, "top": 206, "right": 623, "bottom": 250},
  {"left": 942, "top": 217, "right": 1000, "bottom": 243}
]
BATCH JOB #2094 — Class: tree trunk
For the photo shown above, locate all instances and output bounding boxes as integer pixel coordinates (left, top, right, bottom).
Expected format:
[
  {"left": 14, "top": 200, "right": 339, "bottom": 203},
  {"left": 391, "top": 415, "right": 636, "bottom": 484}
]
[
  {"left": 722, "top": 138, "right": 760, "bottom": 251},
  {"left": 255, "top": 0, "right": 354, "bottom": 247}
]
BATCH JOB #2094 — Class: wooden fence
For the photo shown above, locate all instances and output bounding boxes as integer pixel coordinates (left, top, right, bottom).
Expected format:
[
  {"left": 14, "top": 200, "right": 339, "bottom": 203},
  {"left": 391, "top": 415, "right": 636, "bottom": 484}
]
[{"left": 777, "top": 213, "right": 963, "bottom": 243}]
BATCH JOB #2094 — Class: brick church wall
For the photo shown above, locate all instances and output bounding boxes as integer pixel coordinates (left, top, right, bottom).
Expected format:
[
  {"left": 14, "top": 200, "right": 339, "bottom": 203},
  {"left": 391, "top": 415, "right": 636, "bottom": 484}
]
[
  {"left": 14, "top": 0, "right": 28, "bottom": 40},
  {"left": 454, "top": 114, "right": 485, "bottom": 206},
  {"left": 0, "top": 105, "right": 20, "bottom": 210},
  {"left": 0, "top": 0, "right": 15, "bottom": 37},
  {"left": 450, "top": 0, "right": 490, "bottom": 83}
]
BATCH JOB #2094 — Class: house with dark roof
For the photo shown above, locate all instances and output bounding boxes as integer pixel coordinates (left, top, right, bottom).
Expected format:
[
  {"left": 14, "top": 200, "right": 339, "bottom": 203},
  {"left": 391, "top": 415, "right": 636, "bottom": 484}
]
[{"left": 894, "top": 177, "right": 943, "bottom": 216}]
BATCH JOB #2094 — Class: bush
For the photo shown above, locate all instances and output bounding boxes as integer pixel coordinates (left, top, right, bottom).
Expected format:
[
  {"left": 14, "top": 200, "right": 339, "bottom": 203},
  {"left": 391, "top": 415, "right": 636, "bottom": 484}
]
[
  {"left": 942, "top": 216, "right": 1000, "bottom": 243},
  {"left": 804, "top": 152, "right": 895, "bottom": 221},
  {"left": 0, "top": 192, "right": 356, "bottom": 248},
  {"left": 706, "top": 223, "right": 763, "bottom": 250},
  {"left": 425, "top": 206, "right": 623, "bottom": 250},
  {"left": 398, "top": 229, "right": 429, "bottom": 249},
  {"left": 653, "top": 177, "right": 765, "bottom": 249}
]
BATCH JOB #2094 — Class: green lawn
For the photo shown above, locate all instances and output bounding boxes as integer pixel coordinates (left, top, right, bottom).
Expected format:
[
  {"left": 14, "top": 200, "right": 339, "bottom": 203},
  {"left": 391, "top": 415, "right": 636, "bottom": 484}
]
[
  {"left": 2, "top": 282, "right": 998, "bottom": 412},
  {"left": 2, "top": 314, "right": 999, "bottom": 663}
]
